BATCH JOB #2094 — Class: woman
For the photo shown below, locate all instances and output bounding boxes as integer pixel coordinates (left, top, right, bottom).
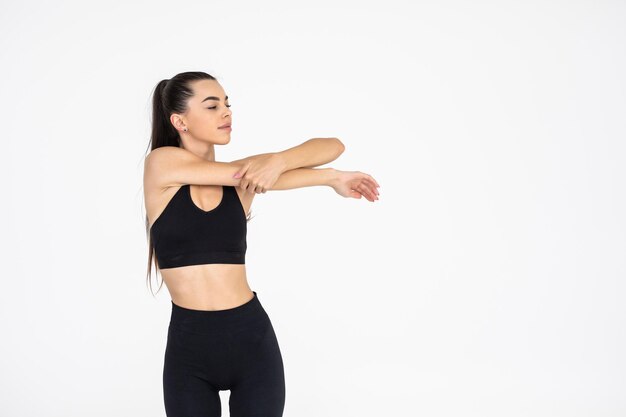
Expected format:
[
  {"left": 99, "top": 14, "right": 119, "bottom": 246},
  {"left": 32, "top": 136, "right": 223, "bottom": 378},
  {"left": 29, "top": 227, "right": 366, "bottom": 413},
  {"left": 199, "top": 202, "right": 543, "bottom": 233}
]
[{"left": 143, "top": 71, "right": 380, "bottom": 417}]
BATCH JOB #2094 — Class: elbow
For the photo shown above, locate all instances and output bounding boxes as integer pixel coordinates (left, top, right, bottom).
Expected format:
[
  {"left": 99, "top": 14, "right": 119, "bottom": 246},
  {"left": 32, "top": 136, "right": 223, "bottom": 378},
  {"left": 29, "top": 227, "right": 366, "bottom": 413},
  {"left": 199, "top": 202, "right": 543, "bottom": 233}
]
[{"left": 332, "top": 137, "right": 345, "bottom": 155}]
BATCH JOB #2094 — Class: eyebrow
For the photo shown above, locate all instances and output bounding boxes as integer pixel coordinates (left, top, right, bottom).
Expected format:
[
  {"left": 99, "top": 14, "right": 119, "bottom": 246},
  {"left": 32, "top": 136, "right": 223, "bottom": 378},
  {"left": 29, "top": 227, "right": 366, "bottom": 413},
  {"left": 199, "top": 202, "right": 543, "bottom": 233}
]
[{"left": 201, "top": 95, "right": 228, "bottom": 103}]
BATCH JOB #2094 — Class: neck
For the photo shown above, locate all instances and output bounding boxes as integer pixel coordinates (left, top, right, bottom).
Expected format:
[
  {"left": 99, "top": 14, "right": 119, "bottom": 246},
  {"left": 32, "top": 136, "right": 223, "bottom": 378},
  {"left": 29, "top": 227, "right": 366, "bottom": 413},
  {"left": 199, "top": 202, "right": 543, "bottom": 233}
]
[{"left": 181, "top": 140, "right": 216, "bottom": 161}]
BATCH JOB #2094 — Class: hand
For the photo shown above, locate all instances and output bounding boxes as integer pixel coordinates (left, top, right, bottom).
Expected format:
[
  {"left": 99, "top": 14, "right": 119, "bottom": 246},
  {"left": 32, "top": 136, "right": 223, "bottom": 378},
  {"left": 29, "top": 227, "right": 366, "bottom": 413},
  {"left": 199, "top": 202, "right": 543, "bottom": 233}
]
[
  {"left": 329, "top": 170, "right": 380, "bottom": 202},
  {"left": 233, "top": 153, "right": 287, "bottom": 194}
]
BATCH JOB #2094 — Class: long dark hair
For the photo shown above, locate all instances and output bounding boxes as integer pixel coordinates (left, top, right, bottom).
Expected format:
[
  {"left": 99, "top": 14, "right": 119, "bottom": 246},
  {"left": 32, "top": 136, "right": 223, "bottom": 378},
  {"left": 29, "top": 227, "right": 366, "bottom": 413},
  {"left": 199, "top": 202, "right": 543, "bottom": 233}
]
[{"left": 144, "top": 71, "right": 252, "bottom": 295}]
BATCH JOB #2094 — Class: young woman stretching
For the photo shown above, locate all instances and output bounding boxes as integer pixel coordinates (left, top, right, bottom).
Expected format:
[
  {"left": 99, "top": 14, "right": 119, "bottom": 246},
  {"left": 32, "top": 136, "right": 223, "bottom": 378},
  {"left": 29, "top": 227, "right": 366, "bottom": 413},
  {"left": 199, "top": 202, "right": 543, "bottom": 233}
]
[{"left": 143, "top": 71, "right": 380, "bottom": 417}]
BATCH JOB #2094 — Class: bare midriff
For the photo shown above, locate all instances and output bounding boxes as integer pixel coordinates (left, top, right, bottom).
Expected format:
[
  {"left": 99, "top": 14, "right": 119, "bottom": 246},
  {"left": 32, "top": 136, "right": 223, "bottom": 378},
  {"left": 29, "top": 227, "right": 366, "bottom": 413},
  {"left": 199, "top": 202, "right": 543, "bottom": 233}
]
[{"left": 159, "top": 263, "right": 253, "bottom": 311}]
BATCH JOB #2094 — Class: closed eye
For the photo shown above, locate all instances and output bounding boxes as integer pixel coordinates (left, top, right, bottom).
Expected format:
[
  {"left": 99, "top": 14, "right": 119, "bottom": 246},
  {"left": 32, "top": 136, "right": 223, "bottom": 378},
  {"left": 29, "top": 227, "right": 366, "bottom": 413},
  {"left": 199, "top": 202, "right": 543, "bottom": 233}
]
[{"left": 207, "top": 105, "right": 231, "bottom": 109}]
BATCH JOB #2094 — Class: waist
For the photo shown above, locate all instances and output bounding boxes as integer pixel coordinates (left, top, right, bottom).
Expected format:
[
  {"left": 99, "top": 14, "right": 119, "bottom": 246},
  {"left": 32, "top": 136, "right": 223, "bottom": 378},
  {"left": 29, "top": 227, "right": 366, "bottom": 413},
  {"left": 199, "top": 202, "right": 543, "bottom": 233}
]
[
  {"left": 168, "top": 290, "right": 268, "bottom": 334},
  {"left": 161, "top": 264, "right": 252, "bottom": 311}
]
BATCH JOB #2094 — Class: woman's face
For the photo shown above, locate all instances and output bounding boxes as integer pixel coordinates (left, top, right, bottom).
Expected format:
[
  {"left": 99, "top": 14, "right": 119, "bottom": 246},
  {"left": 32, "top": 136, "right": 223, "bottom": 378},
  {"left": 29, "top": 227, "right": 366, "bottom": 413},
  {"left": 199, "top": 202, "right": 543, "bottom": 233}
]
[{"left": 173, "top": 79, "right": 232, "bottom": 145}]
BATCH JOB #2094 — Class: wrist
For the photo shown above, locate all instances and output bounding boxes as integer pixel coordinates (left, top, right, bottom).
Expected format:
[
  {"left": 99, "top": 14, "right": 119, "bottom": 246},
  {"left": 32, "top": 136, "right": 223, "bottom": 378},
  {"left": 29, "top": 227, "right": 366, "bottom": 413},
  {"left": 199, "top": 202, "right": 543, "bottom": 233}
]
[
  {"left": 273, "top": 152, "right": 290, "bottom": 172},
  {"left": 323, "top": 168, "right": 339, "bottom": 187}
]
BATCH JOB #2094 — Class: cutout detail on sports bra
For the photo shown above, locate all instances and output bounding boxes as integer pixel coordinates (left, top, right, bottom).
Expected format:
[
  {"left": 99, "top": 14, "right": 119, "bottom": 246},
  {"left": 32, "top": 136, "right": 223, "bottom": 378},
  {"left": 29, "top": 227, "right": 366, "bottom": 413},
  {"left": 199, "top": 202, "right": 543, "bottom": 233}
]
[{"left": 188, "top": 184, "right": 224, "bottom": 214}]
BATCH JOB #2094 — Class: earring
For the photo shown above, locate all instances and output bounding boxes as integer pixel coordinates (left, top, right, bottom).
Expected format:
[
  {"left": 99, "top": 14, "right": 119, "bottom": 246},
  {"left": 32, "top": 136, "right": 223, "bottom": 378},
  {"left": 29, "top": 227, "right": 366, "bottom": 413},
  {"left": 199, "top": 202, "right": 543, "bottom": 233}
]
[{"left": 183, "top": 127, "right": 188, "bottom": 132}]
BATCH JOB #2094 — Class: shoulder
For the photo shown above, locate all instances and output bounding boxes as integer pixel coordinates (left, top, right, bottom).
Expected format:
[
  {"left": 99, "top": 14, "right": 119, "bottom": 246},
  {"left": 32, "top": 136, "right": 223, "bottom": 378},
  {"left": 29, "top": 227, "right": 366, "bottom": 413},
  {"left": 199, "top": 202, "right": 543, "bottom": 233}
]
[
  {"left": 145, "top": 146, "right": 187, "bottom": 166},
  {"left": 143, "top": 147, "right": 184, "bottom": 193},
  {"left": 144, "top": 146, "right": 201, "bottom": 186}
]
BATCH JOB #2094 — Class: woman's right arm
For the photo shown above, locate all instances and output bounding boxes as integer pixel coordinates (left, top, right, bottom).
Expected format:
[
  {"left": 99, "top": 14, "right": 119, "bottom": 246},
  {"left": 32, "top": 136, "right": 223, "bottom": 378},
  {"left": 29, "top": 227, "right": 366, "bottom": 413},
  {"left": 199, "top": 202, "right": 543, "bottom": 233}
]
[
  {"left": 143, "top": 146, "right": 245, "bottom": 189},
  {"left": 270, "top": 167, "right": 380, "bottom": 202},
  {"left": 269, "top": 167, "right": 338, "bottom": 190}
]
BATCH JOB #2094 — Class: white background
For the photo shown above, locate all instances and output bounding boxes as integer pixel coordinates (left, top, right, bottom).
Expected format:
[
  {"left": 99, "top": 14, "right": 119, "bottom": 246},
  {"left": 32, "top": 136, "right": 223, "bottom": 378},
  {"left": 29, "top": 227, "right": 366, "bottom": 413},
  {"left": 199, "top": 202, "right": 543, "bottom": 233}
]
[{"left": 1, "top": 1, "right": 625, "bottom": 416}]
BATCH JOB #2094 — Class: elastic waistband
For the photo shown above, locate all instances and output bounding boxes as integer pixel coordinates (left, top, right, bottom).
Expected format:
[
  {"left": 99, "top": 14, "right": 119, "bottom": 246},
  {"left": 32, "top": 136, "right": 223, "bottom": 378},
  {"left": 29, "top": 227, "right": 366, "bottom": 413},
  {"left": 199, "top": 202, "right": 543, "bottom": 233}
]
[{"left": 170, "top": 291, "right": 264, "bottom": 327}]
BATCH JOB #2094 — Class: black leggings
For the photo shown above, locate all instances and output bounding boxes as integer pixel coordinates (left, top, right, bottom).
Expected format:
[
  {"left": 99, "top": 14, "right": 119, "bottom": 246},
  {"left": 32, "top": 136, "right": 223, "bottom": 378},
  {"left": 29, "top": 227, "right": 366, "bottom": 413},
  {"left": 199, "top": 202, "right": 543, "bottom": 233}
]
[{"left": 163, "top": 291, "right": 286, "bottom": 417}]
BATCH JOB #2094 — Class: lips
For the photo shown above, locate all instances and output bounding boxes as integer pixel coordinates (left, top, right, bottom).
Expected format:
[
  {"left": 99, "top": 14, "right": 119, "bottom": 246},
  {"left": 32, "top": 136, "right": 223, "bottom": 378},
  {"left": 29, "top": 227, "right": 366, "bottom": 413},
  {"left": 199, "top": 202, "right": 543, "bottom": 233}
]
[{"left": 218, "top": 123, "right": 231, "bottom": 128}]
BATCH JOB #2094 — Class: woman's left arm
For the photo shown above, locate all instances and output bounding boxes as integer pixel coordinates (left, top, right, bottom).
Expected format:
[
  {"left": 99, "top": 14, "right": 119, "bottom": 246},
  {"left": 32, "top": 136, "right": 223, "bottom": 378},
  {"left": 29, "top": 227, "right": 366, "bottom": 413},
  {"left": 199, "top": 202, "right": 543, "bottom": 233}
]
[
  {"left": 274, "top": 137, "right": 345, "bottom": 170},
  {"left": 230, "top": 137, "right": 345, "bottom": 193}
]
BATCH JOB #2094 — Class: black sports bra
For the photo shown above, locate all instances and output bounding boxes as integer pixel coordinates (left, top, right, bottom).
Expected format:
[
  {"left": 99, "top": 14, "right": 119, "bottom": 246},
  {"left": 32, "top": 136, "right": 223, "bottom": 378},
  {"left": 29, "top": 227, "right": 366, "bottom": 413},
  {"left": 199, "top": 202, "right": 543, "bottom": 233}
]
[{"left": 150, "top": 184, "right": 247, "bottom": 269}]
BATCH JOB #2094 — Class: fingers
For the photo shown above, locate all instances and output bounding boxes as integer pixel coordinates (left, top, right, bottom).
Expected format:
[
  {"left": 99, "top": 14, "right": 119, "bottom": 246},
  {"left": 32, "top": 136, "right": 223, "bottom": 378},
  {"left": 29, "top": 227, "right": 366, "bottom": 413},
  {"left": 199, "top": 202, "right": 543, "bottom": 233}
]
[
  {"left": 240, "top": 179, "right": 265, "bottom": 194},
  {"left": 233, "top": 163, "right": 252, "bottom": 179},
  {"left": 357, "top": 173, "right": 380, "bottom": 199},
  {"left": 360, "top": 172, "right": 380, "bottom": 188},
  {"left": 362, "top": 178, "right": 380, "bottom": 201},
  {"left": 361, "top": 178, "right": 380, "bottom": 196},
  {"left": 237, "top": 173, "right": 268, "bottom": 194},
  {"left": 355, "top": 181, "right": 378, "bottom": 202}
]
